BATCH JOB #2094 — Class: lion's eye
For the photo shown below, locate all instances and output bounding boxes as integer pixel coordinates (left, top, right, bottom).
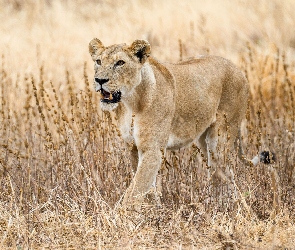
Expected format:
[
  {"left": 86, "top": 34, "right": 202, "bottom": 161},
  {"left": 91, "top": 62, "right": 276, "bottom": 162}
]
[
  {"left": 96, "top": 59, "right": 101, "bottom": 66},
  {"left": 115, "top": 60, "right": 125, "bottom": 67}
]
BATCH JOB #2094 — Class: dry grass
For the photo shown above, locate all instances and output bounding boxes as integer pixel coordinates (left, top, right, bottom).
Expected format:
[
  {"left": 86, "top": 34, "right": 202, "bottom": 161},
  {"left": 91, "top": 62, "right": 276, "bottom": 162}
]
[{"left": 0, "top": 0, "right": 295, "bottom": 249}]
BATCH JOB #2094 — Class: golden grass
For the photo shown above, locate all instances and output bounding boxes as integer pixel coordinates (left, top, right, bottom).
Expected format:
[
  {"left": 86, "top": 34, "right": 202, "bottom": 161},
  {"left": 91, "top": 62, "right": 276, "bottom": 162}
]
[{"left": 1, "top": 0, "right": 295, "bottom": 248}]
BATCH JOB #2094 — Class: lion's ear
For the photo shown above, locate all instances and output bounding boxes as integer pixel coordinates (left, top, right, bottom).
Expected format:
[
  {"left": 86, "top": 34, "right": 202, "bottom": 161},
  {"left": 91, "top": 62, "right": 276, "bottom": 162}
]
[
  {"left": 129, "top": 40, "right": 151, "bottom": 64},
  {"left": 89, "top": 38, "right": 104, "bottom": 58}
]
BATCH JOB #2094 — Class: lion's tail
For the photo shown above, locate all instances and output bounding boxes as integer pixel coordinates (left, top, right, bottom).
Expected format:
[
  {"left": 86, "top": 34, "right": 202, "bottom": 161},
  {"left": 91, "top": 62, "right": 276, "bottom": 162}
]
[{"left": 236, "top": 129, "right": 276, "bottom": 166}]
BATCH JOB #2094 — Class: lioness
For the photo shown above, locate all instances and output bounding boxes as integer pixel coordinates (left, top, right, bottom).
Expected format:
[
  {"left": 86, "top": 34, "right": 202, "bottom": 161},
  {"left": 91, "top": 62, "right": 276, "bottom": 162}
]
[{"left": 89, "top": 39, "right": 272, "bottom": 206}]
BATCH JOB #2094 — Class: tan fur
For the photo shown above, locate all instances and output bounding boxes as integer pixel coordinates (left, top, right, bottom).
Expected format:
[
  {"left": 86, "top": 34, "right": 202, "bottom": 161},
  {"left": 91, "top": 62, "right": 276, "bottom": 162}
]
[{"left": 89, "top": 39, "right": 249, "bottom": 206}]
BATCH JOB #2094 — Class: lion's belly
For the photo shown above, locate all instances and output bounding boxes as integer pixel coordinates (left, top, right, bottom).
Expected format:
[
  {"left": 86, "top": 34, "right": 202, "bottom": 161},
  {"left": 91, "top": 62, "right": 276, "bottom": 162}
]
[
  {"left": 166, "top": 133, "right": 195, "bottom": 150},
  {"left": 167, "top": 109, "right": 217, "bottom": 150},
  {"left": 165, "top": 66, "right": 221, "bottom": 151}
]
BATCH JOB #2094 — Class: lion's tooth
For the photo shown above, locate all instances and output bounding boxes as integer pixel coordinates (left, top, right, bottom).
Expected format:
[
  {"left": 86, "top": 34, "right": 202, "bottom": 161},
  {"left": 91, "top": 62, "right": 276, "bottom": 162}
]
[{"left": 109, "top": 93, "right": 113, "bottom": 100}]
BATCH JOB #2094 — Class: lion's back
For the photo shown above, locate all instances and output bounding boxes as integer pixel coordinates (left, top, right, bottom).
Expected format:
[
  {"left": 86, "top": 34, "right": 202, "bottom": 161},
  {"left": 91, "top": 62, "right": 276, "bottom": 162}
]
[
  {"left": 165, "top": 55, "right": 249, "bottom": 132},
  {"left": 167, "top": 55, "right": 248, "bottom": 108}
]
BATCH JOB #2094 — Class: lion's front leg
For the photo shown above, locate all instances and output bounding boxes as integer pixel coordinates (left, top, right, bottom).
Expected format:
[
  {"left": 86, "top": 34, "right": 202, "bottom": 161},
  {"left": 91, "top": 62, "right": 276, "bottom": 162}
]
[
  {"left": 122, "top": 148, "right": 162, "bottom": 207},
  {"left": 130, "top": 143, "right": 138, "bottom": 172}
]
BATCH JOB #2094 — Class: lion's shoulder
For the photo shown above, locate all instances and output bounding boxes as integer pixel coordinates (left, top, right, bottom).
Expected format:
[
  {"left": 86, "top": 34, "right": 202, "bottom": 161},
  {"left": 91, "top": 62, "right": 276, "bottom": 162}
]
[{"left": 148, "top": 56, "right": 175, "bottom": 86}]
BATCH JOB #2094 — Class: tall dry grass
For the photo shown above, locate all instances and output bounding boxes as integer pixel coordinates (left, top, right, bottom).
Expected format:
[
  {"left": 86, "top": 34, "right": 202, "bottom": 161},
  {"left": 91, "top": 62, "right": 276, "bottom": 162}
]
[{"left": 0, "top": 0, "right": 295, "bottom": 248}]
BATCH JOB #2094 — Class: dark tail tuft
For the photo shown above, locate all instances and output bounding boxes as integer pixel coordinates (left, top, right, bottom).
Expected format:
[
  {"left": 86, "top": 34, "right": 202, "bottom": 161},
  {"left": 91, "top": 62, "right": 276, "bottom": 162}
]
[{"left": 259, "top": 151, "right": 276, "bottom": 164}]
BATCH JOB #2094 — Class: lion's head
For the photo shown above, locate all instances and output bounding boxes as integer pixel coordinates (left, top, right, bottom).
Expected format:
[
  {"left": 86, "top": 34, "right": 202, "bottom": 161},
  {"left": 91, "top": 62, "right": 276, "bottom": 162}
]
[{"left": 89, "top": 38, "right": 151, "bottom": 111}]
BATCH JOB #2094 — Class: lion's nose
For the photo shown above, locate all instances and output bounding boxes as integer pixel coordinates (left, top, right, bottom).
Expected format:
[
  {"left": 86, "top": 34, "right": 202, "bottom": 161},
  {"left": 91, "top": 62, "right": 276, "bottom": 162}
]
[{"left": 95, "top": 78, "right": 109, "bottom": 85}]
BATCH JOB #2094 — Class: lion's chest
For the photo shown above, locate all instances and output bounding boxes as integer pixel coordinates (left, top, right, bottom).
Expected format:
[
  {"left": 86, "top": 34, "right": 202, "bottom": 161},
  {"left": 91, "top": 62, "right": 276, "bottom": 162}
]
[{"left": 117, "top": 108, "right": 134, "bottom": 145}]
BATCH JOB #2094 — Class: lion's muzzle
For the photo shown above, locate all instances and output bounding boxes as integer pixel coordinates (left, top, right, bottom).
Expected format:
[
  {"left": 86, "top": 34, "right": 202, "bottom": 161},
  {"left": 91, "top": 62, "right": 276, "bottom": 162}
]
[
  {"left": 94, "top": 78, "right": 122, "bottom": 104},
  {"left": 100, "top": 89, "right": 121, "bottom": 104}
]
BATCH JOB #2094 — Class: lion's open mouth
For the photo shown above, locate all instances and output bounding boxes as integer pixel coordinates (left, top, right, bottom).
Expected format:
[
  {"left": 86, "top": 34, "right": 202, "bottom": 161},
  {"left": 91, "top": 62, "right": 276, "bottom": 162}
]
[{"left": 99, "top": 89, "right": 121, "bottom": 104}]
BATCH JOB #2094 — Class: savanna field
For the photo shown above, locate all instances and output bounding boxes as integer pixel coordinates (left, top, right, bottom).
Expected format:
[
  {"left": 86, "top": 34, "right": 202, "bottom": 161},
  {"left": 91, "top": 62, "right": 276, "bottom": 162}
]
[{"left": 1, "top": 0, "right": 295, "bottom": 249}]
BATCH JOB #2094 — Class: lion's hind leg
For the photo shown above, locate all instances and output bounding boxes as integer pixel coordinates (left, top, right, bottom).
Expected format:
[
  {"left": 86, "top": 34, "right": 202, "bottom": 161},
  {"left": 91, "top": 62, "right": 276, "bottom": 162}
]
[
  {"left": 203, "top": 122, "right": 227, "bottom": 181},
  {"left": 204, "top": 119, "right": 240, "bottom": 191}
]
